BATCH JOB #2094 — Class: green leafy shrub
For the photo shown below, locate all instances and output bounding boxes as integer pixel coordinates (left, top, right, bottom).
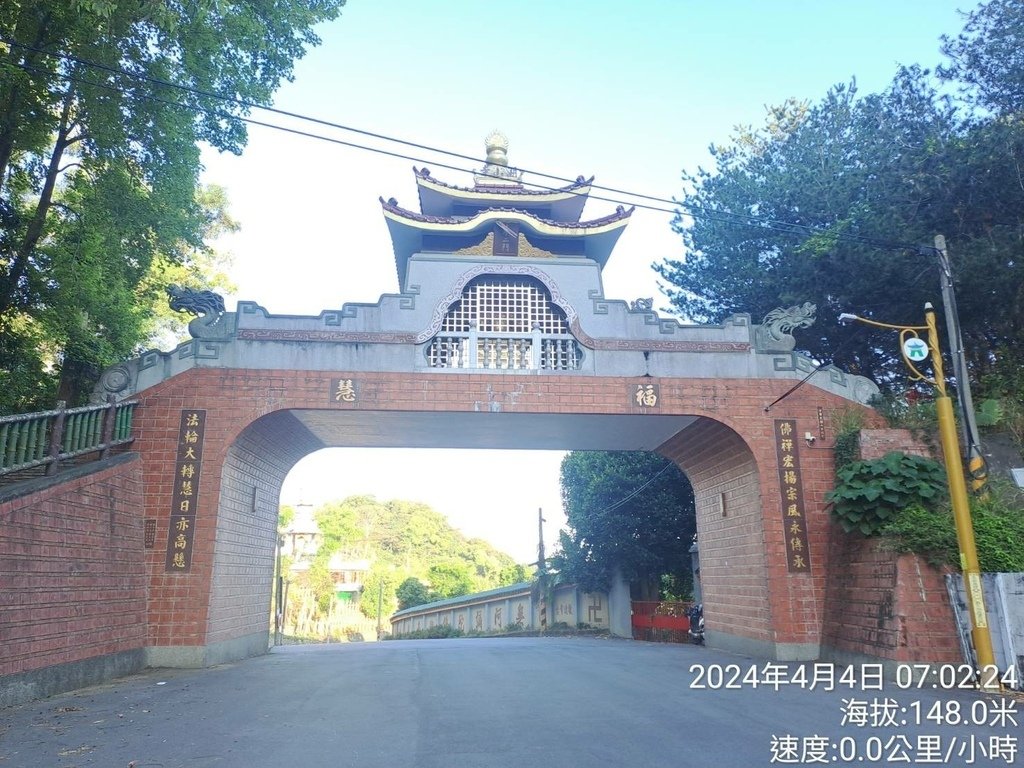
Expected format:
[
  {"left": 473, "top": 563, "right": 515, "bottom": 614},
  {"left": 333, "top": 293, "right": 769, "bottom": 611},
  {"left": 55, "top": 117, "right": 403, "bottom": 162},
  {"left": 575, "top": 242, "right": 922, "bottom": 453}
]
[
  {"left": 826, "top": 452, "right": 946, "bottom": 535},
  {"left": 830, "top": 407, "right": 864, "bottom": 474},
  {"left": 881, "top": 480, "right": 1024, "bottom": 572},
  {"left": 388, "top": 624, "right": 464, "bottom": 640}
]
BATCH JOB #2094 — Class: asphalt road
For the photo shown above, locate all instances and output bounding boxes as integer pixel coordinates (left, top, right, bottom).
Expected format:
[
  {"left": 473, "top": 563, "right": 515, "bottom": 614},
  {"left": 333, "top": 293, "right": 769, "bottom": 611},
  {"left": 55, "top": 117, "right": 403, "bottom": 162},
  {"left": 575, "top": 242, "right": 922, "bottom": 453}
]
[{"left": 1, "top": 637, "right": 1019, "bottom": 767}]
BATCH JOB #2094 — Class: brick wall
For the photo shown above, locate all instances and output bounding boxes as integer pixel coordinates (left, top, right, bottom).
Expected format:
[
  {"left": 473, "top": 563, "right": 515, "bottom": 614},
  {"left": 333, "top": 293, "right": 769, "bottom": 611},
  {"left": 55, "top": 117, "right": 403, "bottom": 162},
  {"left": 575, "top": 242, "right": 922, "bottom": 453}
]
[
  {"left": 859, "top": 428, "right": 935, "bottom": 461},
  {"left": 661, "top": 419, "right": 771, "bottom": 644},
  {"left": 0, "top": 455, "right": 147, "bottom": 699},
  {"left": 205, "top": 410, "right": 322, "bottom": 656},
  {"left": 821, "top": 428, "right": 960, "bottom": 664},
  {"left": 128, "top": 368, "right": 879, "bottom": 660},
  {"left": 822, "top": 532, "right": 961, "bottom": 663}
]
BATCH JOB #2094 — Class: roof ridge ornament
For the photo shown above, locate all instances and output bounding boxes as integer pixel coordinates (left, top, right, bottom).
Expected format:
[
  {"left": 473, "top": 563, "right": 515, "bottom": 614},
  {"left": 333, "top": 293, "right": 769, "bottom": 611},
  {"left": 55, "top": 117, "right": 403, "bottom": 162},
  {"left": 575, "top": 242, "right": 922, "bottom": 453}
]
[
  {"left": 754, "top": 302, "right": 817, "bottom": 352},
  {"left": 474, "top": 130, "right": 523, "bottom": 188}
]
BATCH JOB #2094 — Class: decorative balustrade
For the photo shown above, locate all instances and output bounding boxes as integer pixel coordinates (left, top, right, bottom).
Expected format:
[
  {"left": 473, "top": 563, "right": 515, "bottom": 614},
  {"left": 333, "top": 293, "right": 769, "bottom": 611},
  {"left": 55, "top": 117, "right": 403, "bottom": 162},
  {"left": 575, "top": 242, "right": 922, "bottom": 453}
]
[
  {"left": 426, "top": 324, "right": 581, "bottom": 371},
  {"left": 0, "top": 398, "right": 137, "bottom": 478}
]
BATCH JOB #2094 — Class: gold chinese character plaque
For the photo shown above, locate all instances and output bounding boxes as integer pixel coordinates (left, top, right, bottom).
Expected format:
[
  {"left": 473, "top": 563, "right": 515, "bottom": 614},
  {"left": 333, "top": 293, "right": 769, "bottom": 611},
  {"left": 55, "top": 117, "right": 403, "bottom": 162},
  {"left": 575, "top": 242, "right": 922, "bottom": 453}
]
[
  {"left": 165, "top": 410, "right": 206, "bottom": 572},
  {"left": 774, "top": 419, "right": 810, "bottom": 573}
]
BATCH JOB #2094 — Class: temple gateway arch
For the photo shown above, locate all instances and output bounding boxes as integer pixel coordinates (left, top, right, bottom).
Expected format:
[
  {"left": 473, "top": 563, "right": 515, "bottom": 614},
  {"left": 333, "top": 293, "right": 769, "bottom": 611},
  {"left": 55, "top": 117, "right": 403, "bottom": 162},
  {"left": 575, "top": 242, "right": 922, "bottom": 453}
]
[{"left": 97, "top": 134, "right": 878, "bottom": 666}]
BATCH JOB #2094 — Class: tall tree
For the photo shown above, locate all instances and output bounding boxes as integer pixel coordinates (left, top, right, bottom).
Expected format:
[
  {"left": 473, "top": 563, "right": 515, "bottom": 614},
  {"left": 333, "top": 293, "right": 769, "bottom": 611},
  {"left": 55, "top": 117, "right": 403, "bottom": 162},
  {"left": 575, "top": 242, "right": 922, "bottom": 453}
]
[
  {"left": 554, "top": 451, "right": 695, "bottom": 600},
  {"left": 0, "top": 0, "right": 345, "bottom": 410},
  {"left": 656, "top": 66, "right": 1024, "bottom": 389},
  {"left": 426, "top": 560, "right": 476, "bottom": 600},
  {"left": 396, "top": 577, "right": 430, "bottom": 611},
  {"left": 939, "top": 0, "right": 1024, "bottom": 116}
]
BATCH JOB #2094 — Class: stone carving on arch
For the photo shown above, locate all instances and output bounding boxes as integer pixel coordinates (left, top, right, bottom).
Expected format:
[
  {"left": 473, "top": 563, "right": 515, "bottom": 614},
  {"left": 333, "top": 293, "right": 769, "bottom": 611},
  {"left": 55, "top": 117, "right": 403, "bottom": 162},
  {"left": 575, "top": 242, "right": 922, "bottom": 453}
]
[{"left": 415, "top": 264, "right": 579, "bottom": 344}]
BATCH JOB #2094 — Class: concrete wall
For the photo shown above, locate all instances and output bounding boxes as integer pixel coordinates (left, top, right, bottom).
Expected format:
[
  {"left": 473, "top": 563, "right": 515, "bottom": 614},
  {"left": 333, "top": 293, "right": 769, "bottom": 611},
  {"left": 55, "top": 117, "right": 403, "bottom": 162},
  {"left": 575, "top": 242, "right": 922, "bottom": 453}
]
[
  {"left": 390, "top": 581, "right": 623, "bottom": 637},
  {"left": 946, "top": 572, "right": 1024, "bottom": 690},
  {"left": 0, "top": 455, "right": 148, "bottom": 708}
]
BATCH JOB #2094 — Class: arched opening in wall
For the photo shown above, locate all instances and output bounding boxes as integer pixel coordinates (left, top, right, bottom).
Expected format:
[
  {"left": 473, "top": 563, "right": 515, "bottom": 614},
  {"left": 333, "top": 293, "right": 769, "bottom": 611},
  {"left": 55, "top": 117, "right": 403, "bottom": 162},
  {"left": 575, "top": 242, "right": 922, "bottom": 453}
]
[
  {"left": 205, "top": 409, "right": 767, "bottom": 657},
  {"left": 658, "top": 420, "right": 772, "bottom": 655}
]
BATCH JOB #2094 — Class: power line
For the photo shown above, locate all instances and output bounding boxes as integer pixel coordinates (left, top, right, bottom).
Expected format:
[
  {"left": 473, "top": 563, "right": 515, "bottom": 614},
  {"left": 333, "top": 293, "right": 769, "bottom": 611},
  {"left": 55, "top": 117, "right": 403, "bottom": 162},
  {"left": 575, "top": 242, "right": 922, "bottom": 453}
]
[
  {"left": 4, "top": 35, "right": 933, "bottom": 255},
  {"left": 598, "top": 463, "right": 676, "bottom": 517}
]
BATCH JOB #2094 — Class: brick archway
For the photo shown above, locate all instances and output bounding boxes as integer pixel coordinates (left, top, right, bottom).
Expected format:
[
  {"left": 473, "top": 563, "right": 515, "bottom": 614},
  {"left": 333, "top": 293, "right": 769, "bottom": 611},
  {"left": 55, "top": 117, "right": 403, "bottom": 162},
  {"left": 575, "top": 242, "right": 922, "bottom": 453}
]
[{"left": 134, "top": 365, "right": 861, "bottom": 667}]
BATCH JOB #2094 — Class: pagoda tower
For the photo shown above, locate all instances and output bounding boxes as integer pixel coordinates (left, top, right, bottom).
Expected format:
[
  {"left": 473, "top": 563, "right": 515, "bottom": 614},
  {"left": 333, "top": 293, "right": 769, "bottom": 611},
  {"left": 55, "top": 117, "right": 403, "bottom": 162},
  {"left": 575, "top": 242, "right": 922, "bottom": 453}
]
[{"left": 379, "top": 132, "right": 633, "bottom": 371}]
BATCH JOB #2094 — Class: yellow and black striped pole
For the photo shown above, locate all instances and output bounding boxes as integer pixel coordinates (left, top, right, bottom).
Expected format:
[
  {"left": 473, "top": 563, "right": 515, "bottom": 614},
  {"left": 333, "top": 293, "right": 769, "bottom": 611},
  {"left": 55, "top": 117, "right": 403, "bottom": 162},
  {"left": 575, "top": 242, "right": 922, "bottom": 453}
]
[{"left": 838, "top": 305, "right": 998, "bottom": 687}]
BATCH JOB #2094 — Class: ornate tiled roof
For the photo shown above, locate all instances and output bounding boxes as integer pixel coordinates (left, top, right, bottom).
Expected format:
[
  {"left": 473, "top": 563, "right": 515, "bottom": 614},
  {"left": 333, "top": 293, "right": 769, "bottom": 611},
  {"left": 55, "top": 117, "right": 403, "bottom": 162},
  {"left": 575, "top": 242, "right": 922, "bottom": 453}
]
[
  {"left": 379, "top": 197, "right": 633, "bottom": 230},
  {"left": 414, "top": 166, "right": 595, "bottom": 197}
]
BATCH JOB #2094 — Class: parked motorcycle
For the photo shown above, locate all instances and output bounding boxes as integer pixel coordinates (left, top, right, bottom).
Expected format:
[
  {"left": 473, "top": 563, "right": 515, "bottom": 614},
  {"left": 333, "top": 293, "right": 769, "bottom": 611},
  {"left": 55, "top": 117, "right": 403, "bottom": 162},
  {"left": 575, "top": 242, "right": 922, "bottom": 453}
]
[{"left": 687, "top": 603, "right": 705, "bottom": 645}]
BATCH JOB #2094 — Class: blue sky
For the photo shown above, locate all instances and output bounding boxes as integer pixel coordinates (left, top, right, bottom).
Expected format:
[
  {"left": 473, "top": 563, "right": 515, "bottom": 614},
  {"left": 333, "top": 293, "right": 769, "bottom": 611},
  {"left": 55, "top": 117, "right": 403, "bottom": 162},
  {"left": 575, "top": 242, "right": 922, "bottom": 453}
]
[{"left": 200, "top": 0, "right": 973, "bottom": 562}]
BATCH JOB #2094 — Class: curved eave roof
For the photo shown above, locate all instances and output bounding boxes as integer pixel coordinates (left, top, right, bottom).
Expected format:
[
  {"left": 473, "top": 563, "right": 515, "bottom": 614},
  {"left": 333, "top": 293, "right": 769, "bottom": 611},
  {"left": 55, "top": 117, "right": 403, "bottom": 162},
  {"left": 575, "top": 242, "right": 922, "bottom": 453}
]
[
  {"left": 381, "top": 199, "right": 633, "bottom": 284},
  {"left": 414, "top": 168, "right": 594, "bottom": 222}
]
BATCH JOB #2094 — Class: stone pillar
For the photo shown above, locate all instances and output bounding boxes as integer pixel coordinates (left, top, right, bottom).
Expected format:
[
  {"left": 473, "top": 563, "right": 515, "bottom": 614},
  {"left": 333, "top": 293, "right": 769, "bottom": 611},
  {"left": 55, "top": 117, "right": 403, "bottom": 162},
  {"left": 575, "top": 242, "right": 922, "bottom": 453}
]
[{"left": 607, "top": 568, "right": 632, "bottom": 639}]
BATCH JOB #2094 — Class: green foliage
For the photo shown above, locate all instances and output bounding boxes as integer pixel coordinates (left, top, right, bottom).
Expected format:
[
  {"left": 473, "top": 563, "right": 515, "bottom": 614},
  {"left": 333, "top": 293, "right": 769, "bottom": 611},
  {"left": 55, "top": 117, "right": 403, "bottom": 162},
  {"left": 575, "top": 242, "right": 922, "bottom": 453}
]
[
  {"left": 426, "top": 560, "right": 476, "bottom": 599},
  {"left": 307, "top": 559, "right": 337, "bottom": 615},
  {"left": 938, "top": 0, "right": 1024, "bottom": 116},
  {"left": 278, "top": 505, "right": 295, "bottom": 532},
  {"left": 395, "top": 577, "right": 430, "bottom": 610},
  {"left": 553, "top": 451, "right": 696, "bottom": 596},
  {"left": 655, "top": 28, "right": 1024, "bottom": 393},
  {"left": 314, "top": 500, "right": 364, "bottom": 558},
  {"left": 880, "top": 480, "right": 1024, "bottom": 572},
  {"left": 498, "top": 563, "right": 530, "bottom": 585},
  {"left": 290, "top": 494, "right": 527, "bottom": 624},
  {"left": 0, "top": 0, "right": 345, "bottom": 410},
  {"left": 826, "top": 452, "right": 947, "bottom": 535},
  {"left": 868, "top": 393, "right": 939, "bottom": 433},
  {"left": 978, "top": 362, "right": 1024, "bottom": 450},
  {"left": 359, "top": 566, "right": 399, "bottom": 621},
  {"left": 387, "top": 624, "right": 464, "bottom": 641},
  {"left": 831, "top": 407, "right": 865, "bottom": 474}
]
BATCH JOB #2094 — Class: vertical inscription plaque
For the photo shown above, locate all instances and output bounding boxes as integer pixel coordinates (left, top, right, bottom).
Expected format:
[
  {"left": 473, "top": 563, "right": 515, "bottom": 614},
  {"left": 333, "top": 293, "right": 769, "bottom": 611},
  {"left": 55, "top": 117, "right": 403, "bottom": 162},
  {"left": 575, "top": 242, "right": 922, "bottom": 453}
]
[
  {"left": 164, "top": 409, "right": 206, "bottom": 572},
  {"left": 774, "top": 419, "right": 811, "bottom": 573}
]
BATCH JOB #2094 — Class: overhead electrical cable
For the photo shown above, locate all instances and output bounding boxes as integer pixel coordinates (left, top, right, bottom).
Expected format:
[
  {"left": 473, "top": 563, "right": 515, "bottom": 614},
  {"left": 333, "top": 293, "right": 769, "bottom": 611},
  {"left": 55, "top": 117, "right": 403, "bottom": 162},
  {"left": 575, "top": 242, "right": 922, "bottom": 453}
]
[
  {"left": 598, "top": 463, "right": 676, "bottom": 517},
  {"left": 5, "top": 35, "right": 930, "bottom": 255}
]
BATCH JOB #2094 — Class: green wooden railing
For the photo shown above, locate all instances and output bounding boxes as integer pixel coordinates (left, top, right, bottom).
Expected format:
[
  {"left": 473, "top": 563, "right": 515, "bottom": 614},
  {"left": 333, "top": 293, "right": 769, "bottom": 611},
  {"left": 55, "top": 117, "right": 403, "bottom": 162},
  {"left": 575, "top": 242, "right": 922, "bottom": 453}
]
[{"left": 0, "top": 398, "right": 137, "bottom": 477}]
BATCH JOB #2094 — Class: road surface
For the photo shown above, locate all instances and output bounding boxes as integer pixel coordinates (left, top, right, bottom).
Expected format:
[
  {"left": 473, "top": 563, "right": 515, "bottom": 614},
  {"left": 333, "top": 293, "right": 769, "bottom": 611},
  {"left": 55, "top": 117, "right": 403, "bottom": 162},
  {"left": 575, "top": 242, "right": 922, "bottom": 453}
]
[{"left": 0, "top": 636, "right": 1018, "bottom": 767}]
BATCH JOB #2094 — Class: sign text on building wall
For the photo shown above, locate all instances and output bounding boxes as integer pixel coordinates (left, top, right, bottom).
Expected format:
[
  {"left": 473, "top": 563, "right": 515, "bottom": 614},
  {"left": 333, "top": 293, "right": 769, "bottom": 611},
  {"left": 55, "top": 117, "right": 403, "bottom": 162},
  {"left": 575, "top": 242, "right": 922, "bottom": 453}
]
[
  {"left": 165, "top": 410, "right": 206, "bottom": 572},
  {"left": 774, "top": 419, "right": 811, "bottom": 573}
]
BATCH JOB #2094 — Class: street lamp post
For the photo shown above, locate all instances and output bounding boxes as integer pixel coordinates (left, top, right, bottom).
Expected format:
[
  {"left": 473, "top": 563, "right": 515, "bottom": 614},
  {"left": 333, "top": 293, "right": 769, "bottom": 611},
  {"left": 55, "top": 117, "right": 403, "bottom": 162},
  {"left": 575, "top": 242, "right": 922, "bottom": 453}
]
[{"left": 838, "top": 303, "right": 997, "bottom": 684}]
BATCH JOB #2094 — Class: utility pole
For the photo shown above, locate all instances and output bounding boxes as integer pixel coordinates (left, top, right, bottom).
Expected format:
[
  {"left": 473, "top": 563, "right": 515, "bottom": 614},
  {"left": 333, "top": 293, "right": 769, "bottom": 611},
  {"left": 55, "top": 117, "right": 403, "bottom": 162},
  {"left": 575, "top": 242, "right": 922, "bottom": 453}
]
[
  {"left": 933, "top": 235, "right": 987, "bottom": 492},
  {"left": 274, "top": 534, "right": 284, "bottom": 646},
  {"left": 537, "top": 508, "right": 547, "bottom": 633},
  {"left": 376, "top": 580, "right": 384, "bottom": 641},
  {"left": 838, "top": 305, "right": 998, "bottom": 685}
]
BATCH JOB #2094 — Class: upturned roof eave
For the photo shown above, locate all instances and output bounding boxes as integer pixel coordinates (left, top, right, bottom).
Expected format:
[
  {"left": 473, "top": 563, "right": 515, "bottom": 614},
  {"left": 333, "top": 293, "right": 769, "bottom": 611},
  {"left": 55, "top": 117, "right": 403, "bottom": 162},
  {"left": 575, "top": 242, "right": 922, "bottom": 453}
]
[
  {"left": 380, "top": 199, "right": 632, "bottom": 234},
  {"left": 382, "top": 203, "right": 630, "bottom": 283},
  {"left": 414, "top": 169, "right": 593, "bottom": 222}
]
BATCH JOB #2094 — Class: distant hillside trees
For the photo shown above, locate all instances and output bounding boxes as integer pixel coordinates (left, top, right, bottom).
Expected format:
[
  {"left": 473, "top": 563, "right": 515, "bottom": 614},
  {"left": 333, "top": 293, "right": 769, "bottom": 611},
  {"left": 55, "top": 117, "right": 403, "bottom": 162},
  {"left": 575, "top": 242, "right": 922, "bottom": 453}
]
[{"left": 278, "top": 495, "right": 530, "bottom": 634}]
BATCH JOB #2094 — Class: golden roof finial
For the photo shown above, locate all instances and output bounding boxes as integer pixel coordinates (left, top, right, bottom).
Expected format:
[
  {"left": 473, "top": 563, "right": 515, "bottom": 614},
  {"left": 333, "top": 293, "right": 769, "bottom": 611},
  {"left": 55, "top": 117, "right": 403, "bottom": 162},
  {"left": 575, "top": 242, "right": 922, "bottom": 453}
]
[{"left": 484, "top": 130, "right": 509, "bottom": 167}]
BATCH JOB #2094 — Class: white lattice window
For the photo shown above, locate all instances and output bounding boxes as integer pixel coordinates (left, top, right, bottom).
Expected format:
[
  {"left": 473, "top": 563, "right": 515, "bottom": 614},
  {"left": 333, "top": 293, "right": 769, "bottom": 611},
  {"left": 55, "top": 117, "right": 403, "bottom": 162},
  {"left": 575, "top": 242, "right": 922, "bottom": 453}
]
[{"left": 427, "top": 277, "right": 580, "bottom": 370}]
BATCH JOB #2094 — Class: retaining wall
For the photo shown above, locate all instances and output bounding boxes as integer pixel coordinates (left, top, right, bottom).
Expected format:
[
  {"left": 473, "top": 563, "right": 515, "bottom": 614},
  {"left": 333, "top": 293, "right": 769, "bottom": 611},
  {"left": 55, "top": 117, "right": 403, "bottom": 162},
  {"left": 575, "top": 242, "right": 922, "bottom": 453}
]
[{"left": 0, "top": 455, "right": 148, "bottom": 707}]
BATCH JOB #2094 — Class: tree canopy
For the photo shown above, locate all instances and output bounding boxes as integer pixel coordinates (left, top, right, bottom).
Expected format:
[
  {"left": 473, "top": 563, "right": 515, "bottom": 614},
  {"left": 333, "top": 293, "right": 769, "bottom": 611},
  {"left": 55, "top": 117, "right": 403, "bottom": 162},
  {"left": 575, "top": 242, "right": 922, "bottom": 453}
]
[
  {"left": 0, "top": 0, "right": 345, "bottom": 411},
  {"left": 939, "top": 0, "right": 1024, "bottom": 116},
  {"left": 655, "top": 0, "right": 1023, "bottom": 395},
  {"left": 554, "top": 451, "right": 696, "bottom": 600}
]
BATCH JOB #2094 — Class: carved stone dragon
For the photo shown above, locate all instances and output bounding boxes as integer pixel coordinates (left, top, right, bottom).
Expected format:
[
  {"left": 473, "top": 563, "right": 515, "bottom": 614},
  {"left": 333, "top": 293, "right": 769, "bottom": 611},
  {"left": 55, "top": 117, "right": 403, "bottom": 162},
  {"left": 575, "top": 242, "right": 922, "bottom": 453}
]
[
  {"left": 166, "top": 284, "right": 227, "bottom": 339},
  {"left": 754, "top": 302, "right": 817, "bottom": 352}
]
